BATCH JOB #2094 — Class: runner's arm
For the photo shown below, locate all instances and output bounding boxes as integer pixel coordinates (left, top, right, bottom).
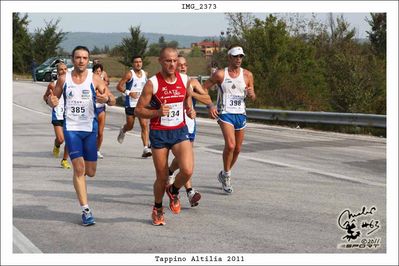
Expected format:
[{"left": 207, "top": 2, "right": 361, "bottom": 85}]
[
  {"left": 116, "top": 70, "right": 132, "bottom": 94},
  {"left": 93, "top": 74, "right": 108, "bottom": 103},
  {"left": 43, "top": 82, "right": 55, "bottom": 102},
  {"left": 105, "top": 86, "right": 116, "bottom": 106},
  {"left": 245, "top": 70, "right": 256, "bottom": 101},
  {"left": 135, "top": 80, "right": 169, "bottom": 119},
  {"left": 190, "top": 79, "right": 213, "bottom": 106},
  {"left": 102, "top": 70, "right": 110, "bottom": 86}
]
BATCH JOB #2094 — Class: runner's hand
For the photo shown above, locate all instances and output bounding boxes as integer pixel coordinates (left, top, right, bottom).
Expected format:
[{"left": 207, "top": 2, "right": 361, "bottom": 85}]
[
  {"left": 246, "top": 86, "right": 255, "bottom": 99},
  {"left": 208, "top": 106, "right": 219, "bottom": 119},
  {"left": 186, "top": 106, "right": 196, "bottom": 119},
  {"left": 47, "top": 90, "right": 59, "bottom": 107},
  {"left": 158, "top": 100, "right": 170, "bottom": 117},
  {"left": 96, "top": 89, "right": 108, "bottom": 103}
]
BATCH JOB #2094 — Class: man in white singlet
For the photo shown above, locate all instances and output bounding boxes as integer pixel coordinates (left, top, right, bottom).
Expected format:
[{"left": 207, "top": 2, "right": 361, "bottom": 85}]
[
  {"left": 116, "top": 55, "right": 152, "bottom": 158},
  {"left": 43, "top": 62, "right": 71, "bottom": 169},
  {"left": 134, "top": 47, "right": 196, "bottom": 226},
  {"left": 203, "top": 45, "right": 256, "bottom": 194},
  {"left": 47, "top": 46, "right": 110, "bottom": 226},
  {"left": 167, "top": 55, "right": 215, "bottom": 207}
]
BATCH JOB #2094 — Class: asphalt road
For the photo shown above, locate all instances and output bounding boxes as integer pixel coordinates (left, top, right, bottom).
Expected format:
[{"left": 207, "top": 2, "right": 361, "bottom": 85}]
[{"left": 11, "top": 81, "right": 386, "bottom": 256}]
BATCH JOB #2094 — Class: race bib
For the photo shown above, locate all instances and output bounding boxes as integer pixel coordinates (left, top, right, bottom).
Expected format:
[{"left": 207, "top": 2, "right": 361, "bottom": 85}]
[
  {"left": 160, "top": 102, "right": 184, "bottom": 127},
  {"left": 225, "top": 94, "right": 245, "bottom": 113},
  {"left": 66, "top": 101, "right": 90, "bottom": 122}
]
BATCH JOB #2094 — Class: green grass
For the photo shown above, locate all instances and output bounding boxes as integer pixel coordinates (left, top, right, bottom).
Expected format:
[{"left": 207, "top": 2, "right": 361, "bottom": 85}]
[{"left": 99, "top": 55, "right": 211, "bottom": 80}]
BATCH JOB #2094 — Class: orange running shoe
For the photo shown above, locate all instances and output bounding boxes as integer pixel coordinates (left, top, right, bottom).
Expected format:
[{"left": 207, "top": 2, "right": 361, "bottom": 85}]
[
  {"left": 165, "top": 185, "right": 181, "bottom": 214},
  {"left": 152, "top": 207, "right": 165, "bottom": 226}
]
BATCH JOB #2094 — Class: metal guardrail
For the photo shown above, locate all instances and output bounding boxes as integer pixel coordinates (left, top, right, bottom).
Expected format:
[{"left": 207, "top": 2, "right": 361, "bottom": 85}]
[
  {"left": 195, "top": 106, "right": 386, "bottom": 128},
  {"left": 190, "top": 75, "right": 386, "bottom": 128}
]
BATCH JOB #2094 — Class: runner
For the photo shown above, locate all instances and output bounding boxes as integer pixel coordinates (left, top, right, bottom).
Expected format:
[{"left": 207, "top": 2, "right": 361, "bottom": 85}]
[
  {"left": 202, "top": 45, "right": 256, "bottom": 194},
  {"left": 116, "top": 55, "right": 151, "bottom": 158},
  {"left": 43, "top": 62, "right": 71, "bottom": 169},
  {"left": 167, "top": 55, "right": 215, "bottom": 207},
  {"left": 134, "top": 47, "right": 196, "bottom": 225},
  {"left": 93, "top": 58, "right": 110, "bottom": 86},
  {"left": 47, "top": 45, "right": 110, "bottom": 226},
  {"left": 92, "top": 63, "right": 116, "bottom": 159}
]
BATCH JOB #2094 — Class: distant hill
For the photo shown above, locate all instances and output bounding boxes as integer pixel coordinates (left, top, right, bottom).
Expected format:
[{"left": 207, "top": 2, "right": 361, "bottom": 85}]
[{"left": 60, "top": 32, "right": 217, "bottom": 52}]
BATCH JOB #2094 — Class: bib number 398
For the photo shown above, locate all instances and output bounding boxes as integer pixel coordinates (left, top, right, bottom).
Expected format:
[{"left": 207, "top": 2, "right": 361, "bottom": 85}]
[{"left": 226, "top": 95, "right": 245, "bottom": 113}]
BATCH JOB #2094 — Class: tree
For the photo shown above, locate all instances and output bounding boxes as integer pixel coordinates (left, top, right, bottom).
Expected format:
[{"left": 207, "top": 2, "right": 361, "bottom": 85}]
[
  {"left": 13, "top": 13, "right": 32, "bottom": 73},
  {"left": 31, "top": 19, "right": 66, "bottom": 64},
  {"left": 367, "top": 13, "right": 386, "bottom": 57},
  {"left": 146, "top": 37, "right": 179, "bottom": 56},
  {"left": 189, "top": 46, "right": 202, "bottom": 57},
  {"left": 91, "top": 46, "right": 101, "bottom": 55},
  {"left": 146, "top": 43, "right": 161, "bottom": 56},
  {"left": 118, "top": 26, "right": 148, "bottom": 67},
  {"left": 242, "top": 15, "right": 328, "bottom": 110},
  {"left": 158, "top": 36, "right": 166, "bottom": 49}
]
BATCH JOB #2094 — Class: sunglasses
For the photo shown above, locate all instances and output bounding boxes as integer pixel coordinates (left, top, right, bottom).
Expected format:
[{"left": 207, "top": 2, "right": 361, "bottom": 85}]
[{"left": 232, "top": 54, "right": 244, "bottom": 58}]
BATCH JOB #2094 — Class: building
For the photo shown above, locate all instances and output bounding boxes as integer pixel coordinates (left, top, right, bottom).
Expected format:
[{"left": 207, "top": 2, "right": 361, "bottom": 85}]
[{"left": 191, "top": 41, "right": 220, "bottom": 57}]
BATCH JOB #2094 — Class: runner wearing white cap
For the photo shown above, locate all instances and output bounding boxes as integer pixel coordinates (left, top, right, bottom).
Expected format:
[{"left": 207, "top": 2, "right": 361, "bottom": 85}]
[{"left": 203, "top": 45, "right": 256, "bottom": 194}]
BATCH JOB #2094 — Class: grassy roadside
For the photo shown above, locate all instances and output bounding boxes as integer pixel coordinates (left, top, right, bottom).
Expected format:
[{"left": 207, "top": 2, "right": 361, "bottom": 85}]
[{"left": 100, "top": 55, "right": 211, "bottom": 80}]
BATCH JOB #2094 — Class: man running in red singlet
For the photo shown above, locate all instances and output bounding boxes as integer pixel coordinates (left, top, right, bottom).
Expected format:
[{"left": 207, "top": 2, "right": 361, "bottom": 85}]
[{"left": 134, "top": 47, "right": 196, "bottom": 226}]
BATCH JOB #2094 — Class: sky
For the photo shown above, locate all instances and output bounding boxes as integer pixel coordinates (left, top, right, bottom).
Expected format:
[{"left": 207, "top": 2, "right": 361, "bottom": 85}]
[{"left": 26, "top": 12, "right": 372, "bottom": 38}]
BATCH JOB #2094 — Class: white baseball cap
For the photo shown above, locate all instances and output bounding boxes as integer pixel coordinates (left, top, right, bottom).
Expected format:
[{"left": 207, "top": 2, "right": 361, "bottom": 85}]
[{"left": 228, "top": 46, "right": 245, "bottom": 56}]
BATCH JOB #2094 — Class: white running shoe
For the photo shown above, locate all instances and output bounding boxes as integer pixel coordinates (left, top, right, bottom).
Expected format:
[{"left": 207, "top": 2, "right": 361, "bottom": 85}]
[
  {"left": 142, "top": 147, "right": 152, "bottom": 158},
  {"left": 117, "top": 127, "right": 125, "bottom": 144},
  {"left": 217, "top": 171, "right": 233, "bottom": 194},
  {"left": 167, "top": 173, "right": 175, "bottom": 185},
  {"left": 187, "top": 190, "right": 201, "bottom": 207},
  {"left": 97, "top": 150, "right": 104, "bottom": 159}
]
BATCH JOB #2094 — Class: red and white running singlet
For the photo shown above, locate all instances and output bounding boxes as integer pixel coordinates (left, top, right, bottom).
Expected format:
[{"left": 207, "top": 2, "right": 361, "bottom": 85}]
[{"left": 149, "top": 72, "right": 188, "bottom": 130}]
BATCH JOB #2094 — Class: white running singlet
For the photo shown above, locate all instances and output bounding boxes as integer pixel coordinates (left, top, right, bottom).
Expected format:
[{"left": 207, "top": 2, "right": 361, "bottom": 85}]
[
  {"left": 126, "top": 69, "right": 147, "bottom": 108},
  {"left": 63, "top": 70, "right": 97, "bottom": 132},
  {"left": 217, "top": 67, "right": 247, "bottom": 115}
]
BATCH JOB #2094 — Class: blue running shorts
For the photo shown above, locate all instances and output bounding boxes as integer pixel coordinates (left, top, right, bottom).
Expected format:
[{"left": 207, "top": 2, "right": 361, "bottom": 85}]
[
  {"left": 96, "top": 106, "right": 106, "bottom": 114},
  {"left": 188, "top": 122, "right": 196, "bottom": 142},
  {"left": 218, "top": 113, "right": 247, "bottom": 130},
  {"left": 64, "top": 129, "right": 98, "bottom": 161},
  {"left": 51, "top": 119, "right": 64, "bottom": 127},
  {"left": 150, "top": 126, "right": 190, "bottom": 149},
  {"left": 125, "top": 107, "right": 135, "bottom": 116}
]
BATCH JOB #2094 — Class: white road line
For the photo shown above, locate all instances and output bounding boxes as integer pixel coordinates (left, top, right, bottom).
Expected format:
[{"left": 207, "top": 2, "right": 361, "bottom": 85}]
[
  {"left": 13, "top": 102, "right": 49, "bottom": 116},
  {"left": 198, "top": 146, "right": 385, "bottom": 188},
  {"left": 13, "top": 226, "right": 42, "bottom": 253}
]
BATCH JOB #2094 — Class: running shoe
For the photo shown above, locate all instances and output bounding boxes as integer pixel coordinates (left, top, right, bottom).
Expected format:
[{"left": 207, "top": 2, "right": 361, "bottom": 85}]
[
  {"left": 165, "top": 185, "right": 181, "bottom": 214},
  {"left": 53, "top": 145, "right": 60, "bottom": 158},
  {"left": 117, "top": 127, "right": 125, "bottom": 144},
  {"left": 81, "top": 210, "right": 96, "bottom": 226},
  {"left": 187, "top": 190, "right": 201, "bottom": 207},
  {"left": 217, "top": 171, "right": 233, "bottom": 194},
  {"left": 141, "top": 147, "right": 152, "bottom": 158},
  {"left": 97, "top": 150, "right": 104, "bottom": 159},
  {"left": 60, "top": 159, "right": 71, "bottom": 169},
  {"left": 167, "top": 173, "right": 175, "bottom": 185},
  {"left": 151, "top": 207, "right": 165, "bottom": 226}
]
